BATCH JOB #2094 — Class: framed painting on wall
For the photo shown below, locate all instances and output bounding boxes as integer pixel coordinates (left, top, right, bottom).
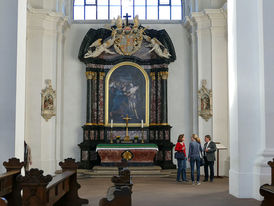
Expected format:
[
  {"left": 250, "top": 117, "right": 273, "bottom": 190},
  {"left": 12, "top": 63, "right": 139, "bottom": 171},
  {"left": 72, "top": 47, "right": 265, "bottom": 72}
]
[{"left": 105, "top": 62, "right": 149, "bottom": 127}]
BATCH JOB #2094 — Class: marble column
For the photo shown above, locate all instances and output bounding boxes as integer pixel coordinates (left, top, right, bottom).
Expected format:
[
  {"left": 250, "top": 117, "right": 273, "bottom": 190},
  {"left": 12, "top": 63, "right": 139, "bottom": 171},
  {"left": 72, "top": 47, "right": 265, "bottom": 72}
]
[
  {"left": 159, "top": 71, "right": 168, "bottom": 124},
  {"left": 85, "top": 71, "right": 96, "bottom": 124}
]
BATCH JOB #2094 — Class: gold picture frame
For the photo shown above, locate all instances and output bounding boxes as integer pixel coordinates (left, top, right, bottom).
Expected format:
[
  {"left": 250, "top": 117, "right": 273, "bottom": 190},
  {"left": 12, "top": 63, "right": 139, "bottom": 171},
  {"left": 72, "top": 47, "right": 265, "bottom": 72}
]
[{"left": 105, "top": 62, "right": 149, "bottom": 127}]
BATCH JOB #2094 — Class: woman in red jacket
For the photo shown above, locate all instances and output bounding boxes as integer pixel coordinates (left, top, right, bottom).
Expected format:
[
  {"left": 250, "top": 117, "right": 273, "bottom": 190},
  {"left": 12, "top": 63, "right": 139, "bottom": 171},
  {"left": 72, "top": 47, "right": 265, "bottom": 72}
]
[{"left": 175, "top": 134, "right": 187, "bottom": 182}]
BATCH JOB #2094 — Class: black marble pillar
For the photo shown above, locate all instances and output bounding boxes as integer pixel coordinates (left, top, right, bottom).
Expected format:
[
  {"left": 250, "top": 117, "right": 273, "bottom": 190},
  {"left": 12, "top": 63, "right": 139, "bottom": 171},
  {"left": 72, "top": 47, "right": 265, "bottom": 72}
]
[
  {"left": 86, "top": 71, "right": 96, "bottom": 123},
  {"left": 160, "top": 71, "right": 168, "bottom": 124}
]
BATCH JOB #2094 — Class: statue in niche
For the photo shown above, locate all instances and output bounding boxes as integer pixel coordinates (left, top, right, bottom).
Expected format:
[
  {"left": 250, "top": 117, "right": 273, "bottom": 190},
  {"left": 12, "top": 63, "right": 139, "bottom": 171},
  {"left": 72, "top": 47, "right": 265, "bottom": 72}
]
[
  {"left": 198, "top": 80, "right": 212, "bottom": 121},
  {"left": 41, "top": 79, "right": 56, "bottom": 121}
]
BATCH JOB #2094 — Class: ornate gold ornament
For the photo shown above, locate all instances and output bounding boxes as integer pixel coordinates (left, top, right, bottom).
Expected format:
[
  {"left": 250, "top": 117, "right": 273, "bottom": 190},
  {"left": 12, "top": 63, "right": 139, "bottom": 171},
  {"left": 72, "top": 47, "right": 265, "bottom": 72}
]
[
  {"left": 159, "top": 71, "right": 169, "bottom": 80},
  {"left": 198, "top": 80, "right": 213, "bottom": 121},
  {"left": 113, "top": 15, "right": 145, "bottom": 56},
  {"left": 121, "top": 150, "right": 134, "bottom": 161},
  {"left": 84, "top": 15, "right": 171, "bottom": 59},
  {"left": 86, "top": 71, "right": 97, "bottom": 80},
  {"left": 41, "top": 80, "right": 56, "bottom": 121}
]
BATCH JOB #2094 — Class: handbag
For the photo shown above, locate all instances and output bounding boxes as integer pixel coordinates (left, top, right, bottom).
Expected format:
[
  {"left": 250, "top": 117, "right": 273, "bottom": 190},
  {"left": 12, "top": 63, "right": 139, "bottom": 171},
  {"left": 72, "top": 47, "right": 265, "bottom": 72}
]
[
  {"left": 200, "top": 157, "right": 205, "bottom": 166},
  {"left": 175, "top": 152, "right": 185, "bottom": 160}
]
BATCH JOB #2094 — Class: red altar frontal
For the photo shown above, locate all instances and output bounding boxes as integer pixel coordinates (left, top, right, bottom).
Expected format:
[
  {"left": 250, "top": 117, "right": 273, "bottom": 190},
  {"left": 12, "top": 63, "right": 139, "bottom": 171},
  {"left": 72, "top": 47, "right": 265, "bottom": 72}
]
[{"left": 96, "top": 144, "right": 158, "bottom": 166}]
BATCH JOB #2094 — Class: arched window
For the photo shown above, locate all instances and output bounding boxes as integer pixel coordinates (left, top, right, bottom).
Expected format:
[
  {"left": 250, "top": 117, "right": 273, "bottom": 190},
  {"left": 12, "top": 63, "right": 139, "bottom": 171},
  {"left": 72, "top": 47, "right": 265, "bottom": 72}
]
[{"left": 73, "top": 0, "right": 183, "bottom": 21}]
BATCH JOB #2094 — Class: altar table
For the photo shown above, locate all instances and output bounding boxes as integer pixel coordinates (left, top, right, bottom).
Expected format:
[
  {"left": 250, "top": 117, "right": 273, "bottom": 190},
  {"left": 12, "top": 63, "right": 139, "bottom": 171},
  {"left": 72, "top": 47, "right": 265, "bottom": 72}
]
[{"left": 96, "top": 144, "right": 158, "bottom": 166}]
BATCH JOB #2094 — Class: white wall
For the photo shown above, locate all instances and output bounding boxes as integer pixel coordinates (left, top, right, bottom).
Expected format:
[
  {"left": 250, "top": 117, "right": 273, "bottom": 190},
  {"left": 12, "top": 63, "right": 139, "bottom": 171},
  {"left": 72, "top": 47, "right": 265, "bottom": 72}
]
[
  {"left": 0, "top": 0, "right": 18, "bottom": 173},
  {"left": 63, "top": 23, "right": 192, "bottom": 164}
]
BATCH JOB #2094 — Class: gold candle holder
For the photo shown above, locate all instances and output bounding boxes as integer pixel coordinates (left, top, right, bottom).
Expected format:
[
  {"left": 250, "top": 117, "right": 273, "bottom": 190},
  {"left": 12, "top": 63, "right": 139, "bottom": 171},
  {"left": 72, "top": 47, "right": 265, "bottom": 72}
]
[
  {"left": 110, "top": 128, "right": 113, "bottom": 144},
  {"left": 141, "top": 128, "right": 144, "bottom": 143}
]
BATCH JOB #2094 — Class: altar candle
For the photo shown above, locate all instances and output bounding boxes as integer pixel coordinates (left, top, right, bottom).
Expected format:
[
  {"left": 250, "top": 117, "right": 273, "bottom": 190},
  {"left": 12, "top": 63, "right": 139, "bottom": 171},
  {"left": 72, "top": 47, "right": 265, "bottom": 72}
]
[
  {"left": 141, "top": 120, "right": 143, "bottom": 128},
  {"left": 111, "top": 119, "right": 113, "bottom": 128}
]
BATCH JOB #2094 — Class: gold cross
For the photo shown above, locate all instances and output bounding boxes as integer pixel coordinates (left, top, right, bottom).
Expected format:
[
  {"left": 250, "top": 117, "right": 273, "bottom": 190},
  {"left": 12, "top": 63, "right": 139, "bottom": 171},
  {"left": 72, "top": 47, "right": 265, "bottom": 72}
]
[{"left": 123, "top": 114, "right": 131, "bottom": 141}]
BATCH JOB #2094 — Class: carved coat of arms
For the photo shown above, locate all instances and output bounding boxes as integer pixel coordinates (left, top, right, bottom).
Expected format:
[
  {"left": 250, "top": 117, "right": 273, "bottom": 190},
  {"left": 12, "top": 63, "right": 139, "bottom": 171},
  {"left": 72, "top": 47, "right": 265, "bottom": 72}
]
[
  {"left": 113, "top": 16, "right": 144, "bottom": 55},
  {"left": 84, "top": 15, "right": 171, "bottom": 59}
]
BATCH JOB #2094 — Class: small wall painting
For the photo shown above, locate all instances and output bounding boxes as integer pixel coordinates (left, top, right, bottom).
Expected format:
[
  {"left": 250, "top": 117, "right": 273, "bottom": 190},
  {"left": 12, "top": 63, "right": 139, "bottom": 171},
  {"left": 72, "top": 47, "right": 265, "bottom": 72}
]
[
  {"left": 198, "top": 80, "right": 212, "bottom": 121},
  {"left": 41, "top": 79, "right": 56, "bottom": 121}
]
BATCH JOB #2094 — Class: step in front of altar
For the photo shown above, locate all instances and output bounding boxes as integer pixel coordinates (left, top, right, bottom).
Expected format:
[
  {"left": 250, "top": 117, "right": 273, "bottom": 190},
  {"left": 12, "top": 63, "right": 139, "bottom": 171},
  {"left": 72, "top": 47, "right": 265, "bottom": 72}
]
[{"left": 78, "top": 166, "right": 176, "bottom": 178}]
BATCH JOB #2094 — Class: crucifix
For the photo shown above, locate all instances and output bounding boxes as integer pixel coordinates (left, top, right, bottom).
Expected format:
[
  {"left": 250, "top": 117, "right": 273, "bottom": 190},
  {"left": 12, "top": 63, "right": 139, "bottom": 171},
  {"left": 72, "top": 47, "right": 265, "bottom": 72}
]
[
  {"left": 123, "top": 114, "right": 131, "bottom": 141},
  {"left": 123, "top": 13, "right": 131, "bottom": 26}
]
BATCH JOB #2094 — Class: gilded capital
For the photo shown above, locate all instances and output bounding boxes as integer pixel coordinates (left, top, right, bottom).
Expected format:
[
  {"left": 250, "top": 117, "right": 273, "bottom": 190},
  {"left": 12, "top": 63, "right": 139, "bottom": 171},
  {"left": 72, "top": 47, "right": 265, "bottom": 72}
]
[
  {"left": 159, "top": 71, "right": 168, "bottom": 80},
  {"left": 150, "top": 72, "right": 156, "bottom": 80},
  {"left": 99, "top": 72, "right": 105, "bottom": 80},
  {"left": 86, "top": 71, "right": 96, "bottom": 80}
]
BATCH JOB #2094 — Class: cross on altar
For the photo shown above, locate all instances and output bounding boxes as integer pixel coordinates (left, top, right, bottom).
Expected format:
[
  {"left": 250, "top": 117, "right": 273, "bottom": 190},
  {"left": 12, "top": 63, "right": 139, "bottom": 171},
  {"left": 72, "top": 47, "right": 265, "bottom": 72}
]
[
  {"left": 123, "top": 114, "right": 131, "bottom": 141},
  {"left": 123, "top": 13, "right": 131, "bottom": 26}
]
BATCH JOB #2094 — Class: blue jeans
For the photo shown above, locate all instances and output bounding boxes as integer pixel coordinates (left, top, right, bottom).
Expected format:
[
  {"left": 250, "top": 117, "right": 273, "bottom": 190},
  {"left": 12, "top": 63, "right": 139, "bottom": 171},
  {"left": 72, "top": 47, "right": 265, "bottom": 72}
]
[
  {"left": 190, "top": 157, "right": 200, "bottom": 182},
  {"left": 177, "top": 158, "right": 186, "bottom": 181}
]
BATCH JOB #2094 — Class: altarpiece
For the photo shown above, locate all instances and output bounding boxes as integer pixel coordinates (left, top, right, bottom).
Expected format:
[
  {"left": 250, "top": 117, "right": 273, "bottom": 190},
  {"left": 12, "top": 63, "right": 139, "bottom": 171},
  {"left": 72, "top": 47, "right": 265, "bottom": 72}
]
[{"left": 78, "top": 16, "right": 176, "bottom": 169}]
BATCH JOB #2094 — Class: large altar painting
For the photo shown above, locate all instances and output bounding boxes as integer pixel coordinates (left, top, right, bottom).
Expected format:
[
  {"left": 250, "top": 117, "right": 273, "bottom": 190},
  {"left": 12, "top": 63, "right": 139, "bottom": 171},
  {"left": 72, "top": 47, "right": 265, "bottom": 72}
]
[{"left": 105, "top": 62, "right": 149, "bottom": 126}]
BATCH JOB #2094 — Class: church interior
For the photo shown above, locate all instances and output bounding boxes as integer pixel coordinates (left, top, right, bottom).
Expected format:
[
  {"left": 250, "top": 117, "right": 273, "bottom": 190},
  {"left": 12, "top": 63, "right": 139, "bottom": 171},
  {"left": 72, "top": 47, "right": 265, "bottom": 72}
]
[{"left": 0, "top": 0, "right": 274, "bottom": 205}]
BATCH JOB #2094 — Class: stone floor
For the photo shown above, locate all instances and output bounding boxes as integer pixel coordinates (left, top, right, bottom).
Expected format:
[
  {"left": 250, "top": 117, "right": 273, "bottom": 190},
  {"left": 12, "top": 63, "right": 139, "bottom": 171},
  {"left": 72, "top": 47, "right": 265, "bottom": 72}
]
[{"left": 78, "top": 176, "right": 261, "bottom": 206}]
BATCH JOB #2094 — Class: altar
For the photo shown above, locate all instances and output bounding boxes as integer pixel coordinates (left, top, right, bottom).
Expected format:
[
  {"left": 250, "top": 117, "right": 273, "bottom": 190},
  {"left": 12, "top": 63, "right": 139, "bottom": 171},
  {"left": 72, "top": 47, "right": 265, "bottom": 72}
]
[
  {"left": 96, "top": 144, "right": 158, "bottom": 166},
  {"left": 77, "top": 15, "right": 176, "bottom": 170}
]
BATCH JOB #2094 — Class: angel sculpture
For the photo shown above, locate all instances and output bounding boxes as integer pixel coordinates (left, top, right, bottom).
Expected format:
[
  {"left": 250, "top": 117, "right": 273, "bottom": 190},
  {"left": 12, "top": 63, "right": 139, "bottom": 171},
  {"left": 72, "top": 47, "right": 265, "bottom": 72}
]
[
  {"left": 84, "top": 34, "right": 116, "bottom": 58},
  {"left": 144, "top": 35, "right": 171, "bottom": 59}
]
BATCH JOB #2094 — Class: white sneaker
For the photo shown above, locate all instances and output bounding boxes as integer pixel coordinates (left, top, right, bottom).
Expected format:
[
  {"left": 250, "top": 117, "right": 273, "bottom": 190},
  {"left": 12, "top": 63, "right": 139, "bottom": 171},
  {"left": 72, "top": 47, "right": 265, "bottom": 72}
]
[
  {"left": 192, "top": 181, "right": 195, "bottom": 185},
  {"left": 196, "top": 182, "right": 201, "bottom": 185}
]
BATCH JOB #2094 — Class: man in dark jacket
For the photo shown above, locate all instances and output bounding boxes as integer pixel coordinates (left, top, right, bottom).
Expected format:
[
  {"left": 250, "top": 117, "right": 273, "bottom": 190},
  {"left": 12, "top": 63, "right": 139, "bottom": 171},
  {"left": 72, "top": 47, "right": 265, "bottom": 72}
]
[{"left": 203, "top": 135, "right": 216, "bottom": 182}]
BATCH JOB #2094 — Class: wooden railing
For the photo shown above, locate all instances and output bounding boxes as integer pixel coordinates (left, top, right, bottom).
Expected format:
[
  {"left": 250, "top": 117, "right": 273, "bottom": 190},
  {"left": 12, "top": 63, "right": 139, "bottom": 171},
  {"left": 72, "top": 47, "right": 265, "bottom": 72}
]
[{"left": 260, "top": 158, "right": 274, "bottom": 206}]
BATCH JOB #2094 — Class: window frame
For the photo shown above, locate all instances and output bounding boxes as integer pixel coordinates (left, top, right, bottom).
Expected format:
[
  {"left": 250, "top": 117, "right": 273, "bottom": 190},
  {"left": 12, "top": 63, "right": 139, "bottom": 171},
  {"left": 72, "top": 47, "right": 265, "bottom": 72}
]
[{"left": 71, "top": 0, "right": 185, "bottom": 23}]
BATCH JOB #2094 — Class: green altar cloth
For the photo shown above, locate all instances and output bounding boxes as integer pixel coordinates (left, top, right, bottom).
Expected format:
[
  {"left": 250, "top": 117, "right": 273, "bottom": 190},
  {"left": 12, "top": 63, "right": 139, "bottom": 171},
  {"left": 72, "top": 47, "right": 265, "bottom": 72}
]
[{"left": 96, "top": 144, "right": 158, "bottom": 151}]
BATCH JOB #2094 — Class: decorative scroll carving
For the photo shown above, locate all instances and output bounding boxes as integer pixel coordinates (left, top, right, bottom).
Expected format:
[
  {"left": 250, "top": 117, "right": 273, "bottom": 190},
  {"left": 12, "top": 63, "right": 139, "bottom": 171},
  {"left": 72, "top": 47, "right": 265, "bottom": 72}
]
[
  {"left": 143, "top": 35, "right": 171, "bottom": 59},
  {"left": 159, "top": 71, "right": 168, "bottom": 80},
  {"left": 99, "top": 72, "right": 105, "bottom": 80},
  {"left": 86, "top": 71, "right": 97, "bottom": 80},
  {"left": 59, "top": 158, "right": 78, "bottom": 172},
  {"left": 17, "top": 169, "right": 52, "bottom": 186},
  {"left": 150, "top": 72, "right": 156, "bottom": 80},
  {"left": 198, "top": 80, "right": 213, "bottom": 121},
  {"left": 41, "top": 79, "right": 56, "bottom": 121},
  {"left": 3, "top": 157, "right": 24, "bottom": 172},
  {"left": 84, "top": 15, "right": 171, "bottom": 59}
]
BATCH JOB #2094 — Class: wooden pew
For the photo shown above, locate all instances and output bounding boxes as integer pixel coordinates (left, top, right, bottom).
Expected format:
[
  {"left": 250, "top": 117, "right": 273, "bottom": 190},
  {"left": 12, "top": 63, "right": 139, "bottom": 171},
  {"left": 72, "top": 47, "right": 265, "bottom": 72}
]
[
  {"left": 260, "top": 158, "right": 274, "bottom": 206},
  {"left": 0, "top": 158, "right": 24, "bottom": 206},
  {"left": 17, "top": 158, "right": 88, "bottom": 206},
  {"left": 99, "top": 160, "right": 133, "bottom": 206},
  {"left": 0, "top": 198, "right": 7, "bottom": 206}
]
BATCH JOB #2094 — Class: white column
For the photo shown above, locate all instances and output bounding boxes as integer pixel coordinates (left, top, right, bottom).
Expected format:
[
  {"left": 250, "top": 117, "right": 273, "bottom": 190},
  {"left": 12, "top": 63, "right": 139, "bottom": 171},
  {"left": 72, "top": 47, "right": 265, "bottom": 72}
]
[
  {"left": 184, "top": 17, "right": 199, "bottom": 134},
  {"left": 0, "top": 0, "right": 27, "bottom": 172},
  {"left": 25, "top": 7, "right": 68, "bottom": 175},
  {"left": 253, "top": 0, "right": 274, "bottom": 200},
  {"left": 228, "top": 0, "right": 274, "bottom": 199},
  {"left": 15, "top": 0, "right": 27, "bottom": 163},
  {"left": 192, "top": 12, "right": 213, "bottom": 139},
  {"left": 205, "top": 9, "right": 229, "bottom": 176}
]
